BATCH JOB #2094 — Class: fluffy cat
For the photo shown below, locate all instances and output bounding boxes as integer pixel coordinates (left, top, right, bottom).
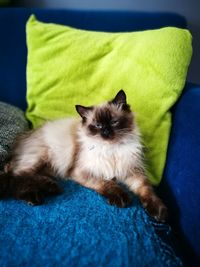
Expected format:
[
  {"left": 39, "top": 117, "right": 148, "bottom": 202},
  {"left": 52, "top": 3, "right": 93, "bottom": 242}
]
[{"left": 0, "top": 90, "right": 167, "bottom": 222}]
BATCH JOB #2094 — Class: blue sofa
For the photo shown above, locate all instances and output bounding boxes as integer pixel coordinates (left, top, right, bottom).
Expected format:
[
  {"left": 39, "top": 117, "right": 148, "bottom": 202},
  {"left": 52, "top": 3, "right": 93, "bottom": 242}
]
[{"left": 0, "top": 8, "right": 199, "bottom": 267}]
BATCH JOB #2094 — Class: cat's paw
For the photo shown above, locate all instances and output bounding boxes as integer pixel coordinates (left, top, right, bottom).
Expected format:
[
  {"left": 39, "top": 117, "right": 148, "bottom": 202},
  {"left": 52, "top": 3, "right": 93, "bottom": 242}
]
[
  {"left": 18, "top": 191, "right": 44, "bottom": 206},
  {"left": 14, "top": 175, "right": 62, "bottom": 205},
  {"left": 107, "top": 192, "right": 131, "bottom": 208},
  {"left": 37, "top": 176, "right": 62, "bottom": 196},
  {"left": 142, "top": 197, "right": 168, "bottom": 223},
  {"left": 105, "top": 186, "right": 132, "bottom": 208}
]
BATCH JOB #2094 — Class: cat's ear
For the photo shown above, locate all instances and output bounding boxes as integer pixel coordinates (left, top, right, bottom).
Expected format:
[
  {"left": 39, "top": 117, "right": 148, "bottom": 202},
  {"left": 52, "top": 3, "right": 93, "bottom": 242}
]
[
  {"left": 75, "top": 105, "right": 93, "bottom": 119},
  {"left": 112, "top": 89, "right": 127, "bottom": 105},
  {"left": 111, "top": 90, "right": 131, "bottom": 112}
]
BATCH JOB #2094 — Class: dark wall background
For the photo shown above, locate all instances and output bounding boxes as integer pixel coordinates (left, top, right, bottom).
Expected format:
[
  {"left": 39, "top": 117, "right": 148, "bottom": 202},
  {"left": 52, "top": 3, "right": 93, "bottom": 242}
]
[{"left": 14, "top": 0, "right": 200, "bottom": 84}]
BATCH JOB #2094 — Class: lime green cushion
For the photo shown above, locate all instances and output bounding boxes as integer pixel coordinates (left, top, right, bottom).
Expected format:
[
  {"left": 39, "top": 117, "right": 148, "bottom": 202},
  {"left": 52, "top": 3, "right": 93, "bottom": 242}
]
[{"left": 26, "top": 15, "right": 192, "bottom": 185}]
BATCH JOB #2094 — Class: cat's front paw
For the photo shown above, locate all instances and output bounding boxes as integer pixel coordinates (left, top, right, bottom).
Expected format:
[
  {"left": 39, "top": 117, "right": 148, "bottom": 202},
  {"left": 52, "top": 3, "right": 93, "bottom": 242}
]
[
  {"left": 107, "top": 192, "right": 131, "bottom": 208},
  {"left": 142, "top": 197, "right": 168, "bottom": 223},
  {"left": 105, "top": 186, "right": 132, "bottom": 208}
]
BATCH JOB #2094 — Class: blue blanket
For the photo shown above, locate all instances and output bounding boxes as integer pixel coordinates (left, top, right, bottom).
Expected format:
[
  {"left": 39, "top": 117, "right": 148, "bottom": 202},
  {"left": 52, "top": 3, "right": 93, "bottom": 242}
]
[{"left": 0, "top": 180, "right": 183, "bottom": 267}]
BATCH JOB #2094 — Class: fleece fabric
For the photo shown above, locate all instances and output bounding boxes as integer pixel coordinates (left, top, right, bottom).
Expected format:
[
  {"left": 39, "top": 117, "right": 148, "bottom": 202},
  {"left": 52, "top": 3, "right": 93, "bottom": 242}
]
[
  {"left": 26, "top": 15, "right": 192, "bottom": 185},
  {"left": 0, "top": 180, "right": 183, "bottom": 267},
  {"left": 0, "top": 102, "right": 28, "bottom": 170}
]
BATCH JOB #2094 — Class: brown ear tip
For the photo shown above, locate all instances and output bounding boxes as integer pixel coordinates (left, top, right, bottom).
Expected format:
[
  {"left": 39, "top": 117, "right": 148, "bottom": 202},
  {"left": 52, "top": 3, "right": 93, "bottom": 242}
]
[
  {"left": 118, "top": 89, "right": 126, "bottom": 95},
  {"left": 112, "top": 89, "right": 127, "bottom": 105},
  {"left": 75, "top": 105, "right": 83, "bottom": 116},
  {"left": 75, "top": 105, "right": 81, "bottom": 111}
]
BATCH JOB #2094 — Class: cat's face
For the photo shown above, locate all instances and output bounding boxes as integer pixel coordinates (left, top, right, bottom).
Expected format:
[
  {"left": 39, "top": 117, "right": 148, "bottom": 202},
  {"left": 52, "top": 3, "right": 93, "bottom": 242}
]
[{"left": 76, "top": 90, "right": 134, "bottom": 142}]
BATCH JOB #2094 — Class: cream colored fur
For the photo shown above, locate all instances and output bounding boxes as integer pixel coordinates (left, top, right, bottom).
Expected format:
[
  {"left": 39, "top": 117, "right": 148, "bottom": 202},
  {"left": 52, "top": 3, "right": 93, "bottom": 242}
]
[
  {"left": 10, "top": 118, "right": 79, "bottom": 177},
  {"left": 10, "top": 116, "right": 144, "bottom": 183},
  {"left": 76, "top": 125, "right": 143, "bottom": 180}
]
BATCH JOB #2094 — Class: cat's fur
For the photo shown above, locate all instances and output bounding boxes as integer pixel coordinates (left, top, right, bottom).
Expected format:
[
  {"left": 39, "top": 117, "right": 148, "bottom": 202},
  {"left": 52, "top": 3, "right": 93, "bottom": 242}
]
[{"left": 0, "top": 90, "right": 167, "bottom": 222}]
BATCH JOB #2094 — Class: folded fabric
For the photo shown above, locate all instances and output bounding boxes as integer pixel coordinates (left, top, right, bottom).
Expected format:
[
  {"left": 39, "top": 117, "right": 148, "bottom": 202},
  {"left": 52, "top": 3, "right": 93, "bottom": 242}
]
[
  {"left": 0, "top": 102, "right": 29, "bottom": 170},
  {"left": 26, "top": 15, "right": 192, "bottom": 184},
  {"left": 0, "top": 180, "right": 183, "bottom": 267}
]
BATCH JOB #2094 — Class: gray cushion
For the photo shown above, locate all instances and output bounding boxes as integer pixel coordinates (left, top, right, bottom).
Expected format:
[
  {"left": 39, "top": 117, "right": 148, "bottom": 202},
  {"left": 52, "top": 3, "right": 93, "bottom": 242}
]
[{"left": 0, "top": 102, "right": 29, "bottom": 170}]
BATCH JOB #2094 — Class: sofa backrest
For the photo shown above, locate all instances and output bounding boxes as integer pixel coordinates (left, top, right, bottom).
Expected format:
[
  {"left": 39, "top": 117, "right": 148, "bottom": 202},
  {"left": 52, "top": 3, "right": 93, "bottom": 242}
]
[{"left": 0, "top": 8, "right": 187, "bottom": 110}]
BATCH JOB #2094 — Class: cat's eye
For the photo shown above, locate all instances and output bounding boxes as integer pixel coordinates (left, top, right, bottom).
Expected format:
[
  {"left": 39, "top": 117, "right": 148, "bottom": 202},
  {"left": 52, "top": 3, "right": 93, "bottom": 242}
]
[
  {"left": 94, "top": 123, "right": 102, "bottom": 129},
  {"left": 111, "top": 120, "right": 119, "bottom": 127}
]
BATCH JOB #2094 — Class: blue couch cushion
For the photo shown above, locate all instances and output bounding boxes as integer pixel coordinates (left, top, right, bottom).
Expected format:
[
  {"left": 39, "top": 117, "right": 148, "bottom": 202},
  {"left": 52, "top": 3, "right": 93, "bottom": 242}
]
[
  {"left": 160, "top": 83, "right": 200, "bottom": 265},
  {"left": 0, "top": 181, "right": 183, "bottom": 267}
]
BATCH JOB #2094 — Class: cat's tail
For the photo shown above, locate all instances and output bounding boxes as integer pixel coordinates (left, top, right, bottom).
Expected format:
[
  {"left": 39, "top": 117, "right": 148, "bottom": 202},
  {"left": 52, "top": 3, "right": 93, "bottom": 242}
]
[{"left": 0, "top": 172, "right": 62, "bottom": 205}]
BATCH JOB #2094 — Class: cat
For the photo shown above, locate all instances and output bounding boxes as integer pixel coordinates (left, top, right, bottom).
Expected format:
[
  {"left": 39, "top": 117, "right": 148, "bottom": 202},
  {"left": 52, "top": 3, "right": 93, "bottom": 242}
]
[{"left": 0, "top": 90, "right": 167, "bottom": 222}]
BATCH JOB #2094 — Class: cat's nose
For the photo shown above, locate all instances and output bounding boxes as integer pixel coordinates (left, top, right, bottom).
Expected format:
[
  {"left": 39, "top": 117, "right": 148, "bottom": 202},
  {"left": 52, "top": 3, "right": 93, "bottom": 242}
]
[{"left": 102, "top": 128, "right": 110, "bottom": 138}]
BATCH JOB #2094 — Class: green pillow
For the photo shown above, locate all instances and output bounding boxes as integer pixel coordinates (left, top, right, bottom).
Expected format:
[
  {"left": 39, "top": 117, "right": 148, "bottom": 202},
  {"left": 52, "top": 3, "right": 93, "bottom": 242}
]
[{"left": 26, "top": 15, "right": 192, "bottom": 185}]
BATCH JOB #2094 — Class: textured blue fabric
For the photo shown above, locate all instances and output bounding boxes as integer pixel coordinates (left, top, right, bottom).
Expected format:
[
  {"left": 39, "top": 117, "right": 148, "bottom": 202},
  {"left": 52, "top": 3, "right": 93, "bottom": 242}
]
[
  {"left": 0, "top": 8, "right": 187, "bottom": 110},
  {"left": 0, "top": 180, "right": 183, "bottom": 267},
  {"left": 159, "top": 83, "right": 200, "bottom": 265}
]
